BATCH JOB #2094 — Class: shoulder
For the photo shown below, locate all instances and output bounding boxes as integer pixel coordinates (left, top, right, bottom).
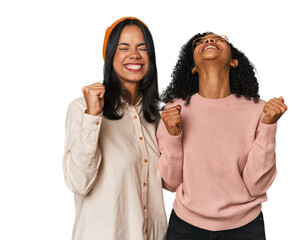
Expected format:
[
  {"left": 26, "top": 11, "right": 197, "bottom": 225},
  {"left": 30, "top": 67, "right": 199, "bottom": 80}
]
[
  {"left": 67, "top": 96, "right": 87, "bottom": 116},
  {"left": 68, "top": 96, "right": 87, "bottom": 110},
  {"left": 236, "top": 97, "right": 267, "bottom": 119},
  {"left": 239, "top": 96, "right": 266, "bottom": 108},
  {"left": 257, "top": 98, "right": 267, "bottom": 107}
]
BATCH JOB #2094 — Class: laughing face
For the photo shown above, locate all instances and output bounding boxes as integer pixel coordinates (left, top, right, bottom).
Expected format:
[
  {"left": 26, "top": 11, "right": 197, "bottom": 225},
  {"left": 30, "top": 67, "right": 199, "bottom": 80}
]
[
  {"left": 113, "top": 25, "right": 149, "bottom": 85},
  {"left": 192, "top": 34, "right": 237, "bottom": 71}
]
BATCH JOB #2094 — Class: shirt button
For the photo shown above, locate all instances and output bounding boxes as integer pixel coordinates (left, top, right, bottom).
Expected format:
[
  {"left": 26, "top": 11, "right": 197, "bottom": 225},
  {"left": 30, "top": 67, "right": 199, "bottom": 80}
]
[
  {"left": 95, "top": 121, "right": 99, "bottom": 125},
  {"left": 134, "top": 115, "right": 137, "bottom": 119},
  {"left": 144, "top": 228, "right": 148, "bottom": 234},
  {"left": 144, "top": 205, "right": 146, "bottom": 210},
  {"left": 139, "top": 137, "right": 143, "bottom": 140},
  {"left": 143, "top": 183, "right": 147, "bottom": 187},
  {"left": 144, "top": 159, "right": 148, "bottom": 163}
]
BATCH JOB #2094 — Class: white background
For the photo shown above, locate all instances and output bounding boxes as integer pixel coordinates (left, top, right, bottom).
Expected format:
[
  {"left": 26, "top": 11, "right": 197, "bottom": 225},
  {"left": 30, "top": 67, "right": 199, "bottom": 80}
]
[{"left": 0, "top": 0, "right": 305, "bottom": 239}]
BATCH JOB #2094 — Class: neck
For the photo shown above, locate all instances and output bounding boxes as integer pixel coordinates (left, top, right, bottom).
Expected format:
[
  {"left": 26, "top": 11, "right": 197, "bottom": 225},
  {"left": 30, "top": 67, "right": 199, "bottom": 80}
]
[
  {"left": 121, "top": 81, "right": 141, "bottom": 106},
  {"left": 197, "top": 64, "right": 232, "bottom": 99}
]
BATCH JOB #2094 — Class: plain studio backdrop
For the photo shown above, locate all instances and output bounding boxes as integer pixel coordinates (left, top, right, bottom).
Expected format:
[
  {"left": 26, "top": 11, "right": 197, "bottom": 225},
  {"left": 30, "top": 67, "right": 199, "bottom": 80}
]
[{"left": 0, "top": 0, "right": 304, "bottom": 239}]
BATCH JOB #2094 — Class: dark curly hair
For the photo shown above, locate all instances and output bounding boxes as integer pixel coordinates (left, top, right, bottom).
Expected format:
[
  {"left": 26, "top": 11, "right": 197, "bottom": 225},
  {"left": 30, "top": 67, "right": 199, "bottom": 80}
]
[{"left": 161, "top": 32, "right": 260, "bottom": 105}]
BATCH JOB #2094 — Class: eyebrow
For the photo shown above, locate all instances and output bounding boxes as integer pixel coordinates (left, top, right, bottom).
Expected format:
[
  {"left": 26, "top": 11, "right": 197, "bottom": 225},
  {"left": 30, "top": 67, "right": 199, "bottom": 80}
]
[{"left": 118, "top": 42, "right": 146, "bottom": 47}]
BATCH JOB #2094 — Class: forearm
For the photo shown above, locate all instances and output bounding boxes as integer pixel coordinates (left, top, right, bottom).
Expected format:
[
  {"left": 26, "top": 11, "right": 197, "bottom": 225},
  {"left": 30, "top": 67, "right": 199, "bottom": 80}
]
[
  {"left": 157, "top": 121, "right": 183, "bottom": 192},
  {"left": 63, "top": 100, "right": 102, "bottom": 195},
  {"left": 158, "top": 156, "right": 183, "bottom": 192},
  {"left": 242, "top": 122, "right": 277, "bottom": 197}
]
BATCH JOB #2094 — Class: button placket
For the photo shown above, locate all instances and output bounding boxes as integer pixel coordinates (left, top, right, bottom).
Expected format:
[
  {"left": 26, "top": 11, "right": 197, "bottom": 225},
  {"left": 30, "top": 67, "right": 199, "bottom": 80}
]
[{"left": 128, "top": 106, "right": 149, "bottom": 238}]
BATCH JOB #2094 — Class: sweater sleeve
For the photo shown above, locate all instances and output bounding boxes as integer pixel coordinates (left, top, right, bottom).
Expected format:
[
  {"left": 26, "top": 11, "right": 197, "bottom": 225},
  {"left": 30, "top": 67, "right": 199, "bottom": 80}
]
[
  {"left": 156, "top": 118, "right": 183, "bottom": 192},
  {"left": 62, "top": 99, "right": 102, "bottom": 196},
  {"left": 242, "top": 118, "right": 277, "bottom": 197}
]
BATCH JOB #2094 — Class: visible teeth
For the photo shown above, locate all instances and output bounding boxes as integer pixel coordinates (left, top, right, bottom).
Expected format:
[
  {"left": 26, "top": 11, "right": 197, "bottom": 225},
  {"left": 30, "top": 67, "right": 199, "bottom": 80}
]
[
  {"left": 126, "top": 65, "right": 142, "bottom": 70},
  {"left": 205, "top": 46, "right": 217, "bottom": 50}
]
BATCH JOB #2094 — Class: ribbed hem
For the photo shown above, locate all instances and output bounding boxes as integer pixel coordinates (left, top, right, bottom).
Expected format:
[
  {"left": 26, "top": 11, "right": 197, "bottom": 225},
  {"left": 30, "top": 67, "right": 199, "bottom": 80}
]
[{"left": 173, "top": 199, "right": 263, "bottom": 231}]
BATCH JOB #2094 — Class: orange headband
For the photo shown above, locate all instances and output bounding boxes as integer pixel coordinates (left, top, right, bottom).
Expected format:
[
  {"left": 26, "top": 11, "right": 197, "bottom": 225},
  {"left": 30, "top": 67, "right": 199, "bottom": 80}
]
[{"left": 102, "top": 16, "right": 148, "bottom": 60}]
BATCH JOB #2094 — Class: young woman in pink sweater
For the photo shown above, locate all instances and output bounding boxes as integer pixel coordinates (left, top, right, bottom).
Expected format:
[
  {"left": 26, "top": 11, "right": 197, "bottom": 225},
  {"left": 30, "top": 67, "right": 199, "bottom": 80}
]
[{"left": 157, "top": 33, "right": 287, "bottom": 240}]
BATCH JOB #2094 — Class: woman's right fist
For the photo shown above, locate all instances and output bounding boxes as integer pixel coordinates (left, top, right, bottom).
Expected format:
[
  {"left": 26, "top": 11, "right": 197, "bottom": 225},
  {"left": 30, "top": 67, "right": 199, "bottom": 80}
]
[
  {"left": 82, "top": 82, "right": 105, "bottom": 116},
  {"left": 161, "top": 105, "right": 182, "bottom": 136}
]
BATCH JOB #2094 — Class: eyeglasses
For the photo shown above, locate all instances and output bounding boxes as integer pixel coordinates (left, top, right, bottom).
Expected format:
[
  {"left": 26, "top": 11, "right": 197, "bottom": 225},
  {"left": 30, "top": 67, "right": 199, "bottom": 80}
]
[{"left": 192, "top": 35, "right": 229, "bottom": 52}]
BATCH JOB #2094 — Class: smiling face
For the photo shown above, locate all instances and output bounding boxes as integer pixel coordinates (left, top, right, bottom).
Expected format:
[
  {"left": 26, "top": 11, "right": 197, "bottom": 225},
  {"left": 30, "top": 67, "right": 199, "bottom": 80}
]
[
  {"left": 113, "top": 25, "right": 149, "bottom": 84},
  {"left": 192, "top": 34, "right": 237, "bottom": 72}
]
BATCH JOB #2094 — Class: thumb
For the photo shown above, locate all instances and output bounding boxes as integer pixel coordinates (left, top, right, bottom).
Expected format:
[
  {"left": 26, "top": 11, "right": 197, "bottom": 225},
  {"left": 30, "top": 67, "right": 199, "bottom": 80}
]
[
  {"left": 278, "top": 96, "right": 284, "bottom": 103},
  {"left": 176, "top": 105, "right": 182, "bottom": 112},
  {"left": 98, "top": 89, "right": 105, "bottom": 99}
]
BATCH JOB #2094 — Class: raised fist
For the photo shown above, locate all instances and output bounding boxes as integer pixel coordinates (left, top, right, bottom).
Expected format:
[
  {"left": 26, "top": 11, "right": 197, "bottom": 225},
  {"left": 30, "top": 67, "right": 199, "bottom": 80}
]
[
  {"left": 82, "top": 82, "right": 105, "bottom": 116},
  {"left": 161, "top": 105, "right": 182, "bottom": 136},
  {"left": 261, "top": 96, "right": 288, "bottom": 124}
]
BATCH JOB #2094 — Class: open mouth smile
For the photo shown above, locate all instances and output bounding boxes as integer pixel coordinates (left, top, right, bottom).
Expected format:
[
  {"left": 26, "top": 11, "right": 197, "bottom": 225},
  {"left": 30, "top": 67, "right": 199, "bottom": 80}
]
[
  {"left": 201, "top": 43, "right": 219, "bottom": 53},
  {"left": 124, "top": 64, "right": 144, "bottom": 72}
]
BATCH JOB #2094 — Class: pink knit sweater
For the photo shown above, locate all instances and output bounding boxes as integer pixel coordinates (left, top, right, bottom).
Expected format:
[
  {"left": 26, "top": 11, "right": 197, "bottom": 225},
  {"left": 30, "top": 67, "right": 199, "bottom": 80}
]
[{"left": 157, "top": 93, "right": 277, "bottom": 231}]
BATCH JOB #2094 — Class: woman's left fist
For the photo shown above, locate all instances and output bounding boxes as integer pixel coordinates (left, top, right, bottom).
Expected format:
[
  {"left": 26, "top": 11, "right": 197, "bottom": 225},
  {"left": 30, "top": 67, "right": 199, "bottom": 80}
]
[{"left": 261, "top": 96, "right": 288, "bottom": 124}]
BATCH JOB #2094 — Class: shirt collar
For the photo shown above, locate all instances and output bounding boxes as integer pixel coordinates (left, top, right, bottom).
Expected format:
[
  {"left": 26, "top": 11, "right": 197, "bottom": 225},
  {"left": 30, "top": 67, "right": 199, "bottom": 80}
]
[{"left": 120, "top": 93, "right": 143, "bottom": 108}]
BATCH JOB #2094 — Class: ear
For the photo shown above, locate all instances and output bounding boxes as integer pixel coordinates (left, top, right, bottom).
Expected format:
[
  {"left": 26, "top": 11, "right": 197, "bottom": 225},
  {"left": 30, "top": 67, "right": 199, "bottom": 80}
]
[
  {"left": 192, "top": 66, "right": 198, "bottom": 74},
  {"left": 230, "top": 59, "right": 238, "bottom": 68}
]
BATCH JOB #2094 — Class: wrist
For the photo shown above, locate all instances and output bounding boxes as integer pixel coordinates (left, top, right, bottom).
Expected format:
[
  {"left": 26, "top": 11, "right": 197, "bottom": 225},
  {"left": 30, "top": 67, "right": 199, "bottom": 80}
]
[{"left": 86, "top": 109, "right": 102, "bottom": 116}]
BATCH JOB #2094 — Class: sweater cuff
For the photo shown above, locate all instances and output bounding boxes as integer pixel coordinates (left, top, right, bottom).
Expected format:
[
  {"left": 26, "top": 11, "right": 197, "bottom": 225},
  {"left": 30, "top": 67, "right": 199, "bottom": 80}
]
[
  {"left": 163, "top": 130, "right": 182, "bottom": 148},
  {"left": 258, "top": 121, "right": 277, "bottom": 143}
]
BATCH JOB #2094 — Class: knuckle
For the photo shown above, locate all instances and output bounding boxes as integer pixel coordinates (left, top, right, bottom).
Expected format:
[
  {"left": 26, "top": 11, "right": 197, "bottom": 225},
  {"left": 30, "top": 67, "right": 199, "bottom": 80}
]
[{"left": 82, "top": 86, "right": 89, "bottom": 93}]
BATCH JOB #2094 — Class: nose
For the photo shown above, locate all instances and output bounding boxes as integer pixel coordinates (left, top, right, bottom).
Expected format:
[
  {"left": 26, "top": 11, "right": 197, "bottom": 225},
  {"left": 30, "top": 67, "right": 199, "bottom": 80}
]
[
  {"left": 129, "top": 49, "right": 141, "bottom": 59},
  {"left": 204, "top": 37, "right": 215, "bottom": 44}
]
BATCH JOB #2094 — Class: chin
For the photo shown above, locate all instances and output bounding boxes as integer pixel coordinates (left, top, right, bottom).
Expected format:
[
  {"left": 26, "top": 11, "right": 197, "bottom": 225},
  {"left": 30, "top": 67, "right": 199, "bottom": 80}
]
[
  {"left": 121, "top": 77, "right": 144, "bottom": 83},
  {"left": 202, "top": 53, "right": 219, "bottom": 59},
  {"left": 128, "top": 73, "right": 147, "bottom": 81}
]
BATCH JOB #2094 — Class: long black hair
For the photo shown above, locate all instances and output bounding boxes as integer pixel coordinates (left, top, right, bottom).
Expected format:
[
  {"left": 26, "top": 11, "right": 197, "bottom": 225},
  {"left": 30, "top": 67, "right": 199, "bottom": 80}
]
[
  {"left": 102, "top": 19, "right": 159, "bottom": 123},
  {"left": 161, "top": 32, "right": 260, "bottom": 105}
]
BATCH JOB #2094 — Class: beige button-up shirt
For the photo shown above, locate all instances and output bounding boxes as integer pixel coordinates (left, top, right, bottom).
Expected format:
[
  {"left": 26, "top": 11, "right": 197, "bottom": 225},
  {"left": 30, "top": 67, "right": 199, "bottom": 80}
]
[{"left": 63, "top": 96, "right": 167, "bottom": 240}]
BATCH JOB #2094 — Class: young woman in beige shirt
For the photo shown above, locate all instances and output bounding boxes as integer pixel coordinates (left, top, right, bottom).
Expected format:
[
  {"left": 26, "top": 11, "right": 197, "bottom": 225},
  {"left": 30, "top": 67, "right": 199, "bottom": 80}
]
[{"left": 63, "top": 17, "right": 167, "bottom": 240}]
